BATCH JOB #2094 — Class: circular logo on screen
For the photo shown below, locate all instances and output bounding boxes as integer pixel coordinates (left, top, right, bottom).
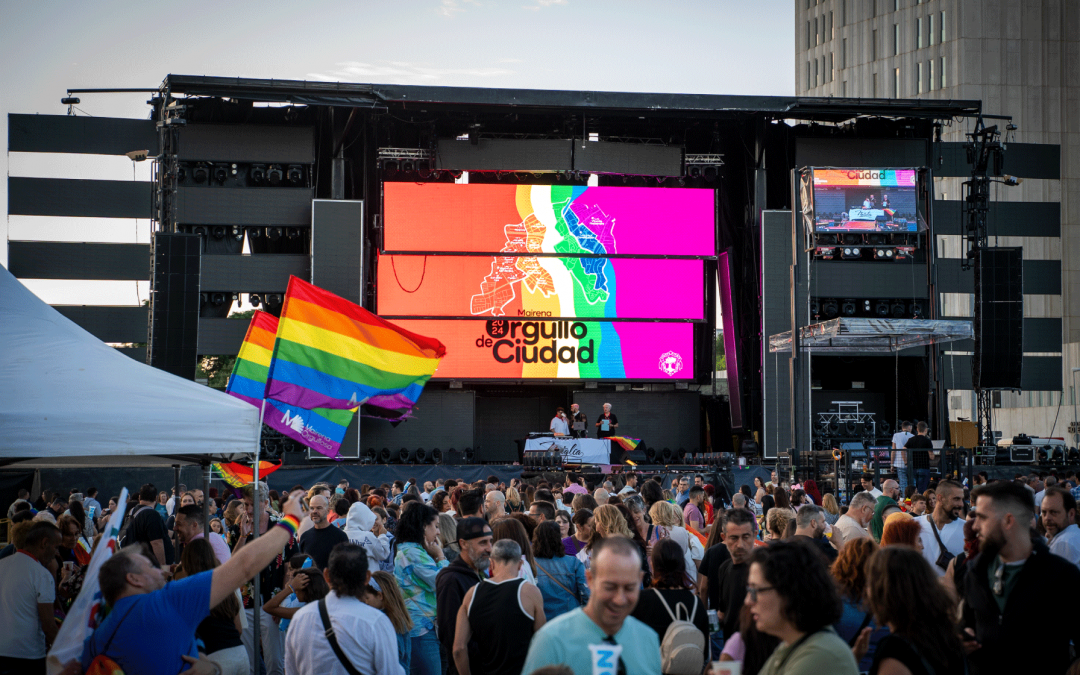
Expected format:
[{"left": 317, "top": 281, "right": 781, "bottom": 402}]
[
  {"left": 658, "top": 351, "right": 684, "bottom": 376},
  {"left": 486, "top": 320, "right": 510, "bottom": 339}
]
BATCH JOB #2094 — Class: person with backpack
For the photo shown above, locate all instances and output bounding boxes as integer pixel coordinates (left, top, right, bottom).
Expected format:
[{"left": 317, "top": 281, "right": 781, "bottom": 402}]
[
  {"left": 630, "top": 539, "right": 708, "bottom": 675},
  {"left": 121, "top": 483, "right": 174, "bottom": 567}
]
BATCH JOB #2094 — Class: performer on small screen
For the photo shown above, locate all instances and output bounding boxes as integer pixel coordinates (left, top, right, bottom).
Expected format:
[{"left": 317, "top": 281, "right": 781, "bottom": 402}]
[
  {"left": 550, "top": 407, "right": 570, "bottom": 437},
  {"left": 595, "top": 403, "right": 619, "bottom": 439},
  {"left": 570, "top": 403, "right": 588, "bottom": 438}
]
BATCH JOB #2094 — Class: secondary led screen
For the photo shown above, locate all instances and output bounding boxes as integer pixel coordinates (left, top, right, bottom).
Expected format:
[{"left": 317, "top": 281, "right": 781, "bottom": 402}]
[
  {"left": 391, "top": 319, "right": 695, "bottom": 380},
  {"left": 378, "top": 254, "right": 704, "bottom": 320},
  {"left": 812, "top": 169, "right": 919, "bottom": 233},
  {"left": 383, "top": 183, "right": 716, "bottom": 257}
]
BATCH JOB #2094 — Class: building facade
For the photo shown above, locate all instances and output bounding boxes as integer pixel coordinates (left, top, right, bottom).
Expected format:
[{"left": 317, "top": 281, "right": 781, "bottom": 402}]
[{"left": 795, "top": 0, "right": 1080, "bottom": 442}]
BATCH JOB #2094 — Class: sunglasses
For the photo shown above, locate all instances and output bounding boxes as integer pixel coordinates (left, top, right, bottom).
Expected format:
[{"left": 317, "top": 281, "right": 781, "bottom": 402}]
[{"left": 746, "top": 585, "right": 777, "bottom": 602}]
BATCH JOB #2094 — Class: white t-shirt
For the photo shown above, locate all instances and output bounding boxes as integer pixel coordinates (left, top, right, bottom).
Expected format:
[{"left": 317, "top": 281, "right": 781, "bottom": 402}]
[
  {"left": 0, "top": 552, "right": 56, "bottom": 659},
  {"left": 891, "top": 432, "right": 913, "bottom": 465},
  {"left": 550, "top": 416, "right": 570, "bottom": 436},
  {"left": 916, "top": 515, "right": 965, "bottom": 577}
]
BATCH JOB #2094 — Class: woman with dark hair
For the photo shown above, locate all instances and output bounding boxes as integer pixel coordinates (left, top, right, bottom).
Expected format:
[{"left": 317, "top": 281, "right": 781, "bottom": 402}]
[
  {"left": 492, "top": 516, "right": 538, "bottom": 584},
  {"left": 554, "top": 510, "right": 572, "bottom": 539},
  {"left": 831, "top": 537, "right": 888, "bottom": 673},
  {"left": 344, "top": 487, "right": 361, "bottom": 505},
  {"left": 741, "top": 484, "right": 760, "bottom": 517},
  {"left": 864, "top": 547, "right": 966, "bottom": 675},
  {"left": 772, "top": 488, "right": 797, "bottom": 519},
  {"left": 639, "top": 478, "right": 665, "bottom": 510},
  {"left": 392, "top": 503, "right": 448, "bottom": 675},
  {"left": 532, "top": 520, "right": 589, "bottom": 619},
  {"left": 631, "top": 538, "right": 709, "bottom": 658},
  {"left": 524, "top": 485, "right": 536, "bottom": 509},
  {"left": 430, "top": 490, "right": 451, "bottom": 514},
  {"left": 508, "top": 511, "right": 538, "bottom": 541},
  {"left": 790, "top": 489, "right": 807, "bottom": 508},
  {"left": 718, "top": 605, "right": 781, "bottom": 675},
  {"left": 564, "top": 508, "right": 593, "bottom": 556},
  {"left": 745, "top": 540, "right": 858, "bottom": 674},
  {"left": 571, "top": 492, "right": 598, "bottom": 513},
  {"left": 179, "top": 538, "right": 248, "bottom": 674}
]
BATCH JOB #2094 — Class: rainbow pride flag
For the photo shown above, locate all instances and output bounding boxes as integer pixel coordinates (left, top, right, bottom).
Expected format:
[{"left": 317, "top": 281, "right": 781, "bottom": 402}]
[
  {"left": 608, "top": 436, "right": 642, "bottom": 453},
  {"left": 227, "top": 310, "right": 355, "bottom": 458},
  {"left": 213, "top": 460, "right": 282, "bottom": 488},
  {"left": 264, "top": 276, "right": 446, "bottom": 416}
]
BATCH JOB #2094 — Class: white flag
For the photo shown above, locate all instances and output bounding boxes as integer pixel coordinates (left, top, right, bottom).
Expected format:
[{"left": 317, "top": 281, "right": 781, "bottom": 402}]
[{"left": 47, "top": 487, "right": 129, "bottom": 674}]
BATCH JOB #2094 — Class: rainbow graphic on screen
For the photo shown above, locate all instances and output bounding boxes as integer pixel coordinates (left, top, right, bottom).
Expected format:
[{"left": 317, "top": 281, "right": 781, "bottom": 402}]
[
  {"left": 391, "top": 319, "right": 694, "bottom": 380},
  {"left": 813, "top": 169, "right": 917, "bottom": 188},
  {"left": 382, "top": 183, "right": 716, "bottom": 257}
]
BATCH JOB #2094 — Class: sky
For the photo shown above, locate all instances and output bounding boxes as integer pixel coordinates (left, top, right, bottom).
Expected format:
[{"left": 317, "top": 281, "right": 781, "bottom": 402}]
[{"left": 0, "top": 0, "right": 795, "bottom": 306}]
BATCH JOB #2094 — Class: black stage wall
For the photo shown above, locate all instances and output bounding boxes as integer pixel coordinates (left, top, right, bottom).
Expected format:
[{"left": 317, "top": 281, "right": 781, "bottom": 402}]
[{"left": 572, "top": 391, "right": 701, "bottom": 452}]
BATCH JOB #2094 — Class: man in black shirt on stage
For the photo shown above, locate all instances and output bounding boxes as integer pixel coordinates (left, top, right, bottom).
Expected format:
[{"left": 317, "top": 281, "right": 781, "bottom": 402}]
[
  {"left": 905, "top": 421, "right": 936, "bottom": 493},
  {"left": 595, "top": 402, "right": 619, "bottom": 439},
  {"left": 570, "top": 403, "right": 588, "bottom": 438}
]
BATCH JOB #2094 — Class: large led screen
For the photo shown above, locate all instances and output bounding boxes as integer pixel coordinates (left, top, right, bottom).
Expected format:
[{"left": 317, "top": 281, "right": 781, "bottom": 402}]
[
  {"left": 378, "top": 254, "right": 704, "bottom": 320},
  {"left": 391, "top": 319, "right": 695, "bottom": 380},
  {"left": 383, "top": 183, "right": 716, "bottom": 257},
  {"left": 812, "top": 169, "right": 920, "bottom": 233}
]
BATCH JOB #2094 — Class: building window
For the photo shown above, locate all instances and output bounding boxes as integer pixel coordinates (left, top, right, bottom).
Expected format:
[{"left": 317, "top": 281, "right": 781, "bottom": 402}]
[
  {"left": 894, "top": 0, "right": 899, "bottom": 10},
  {"left": 1071, "top": 385, "right": 1075, "bottom": 406},
  {"left": 929, "top": 59, "right": 935, "bottom": 90},
  {"left": 929, "top": 13, "right": 935, "bottom": 45},
  {"left": 941, "top": 55, "right": 946, "bottom": 88},
  {"left": 916, "top": 61, "right": 923, "bottom": 93},
  {"left": 893, "top": 23, "right": 900, "bottom": 55},
  {"left": 815, "top": 17, "right": 819, "bottom": 46},
  {"left": 807, "top": 21, "right": 812, "bottom": 50},
  {"left": 842, "top": 38, "right": 848, "bottom": 68},
  {"left": 894, "top": 67, "right": 901, "bottom": 97},
  {"left": 916, "top": 17, "right": 922, "bottom": 49},
  {"left": 841, "top": 0, "right": 846, "bottom": 26},
  {"left": 829, "top": 11, "right": 834, "bottom": 40},
  {"left": 829, "top": 52, "right": 834, "bottom": 82},
  {"left": 871, "top": 0, "right": 876, "bottom": 18},
  {"left": 872, "top": 29, "right": 878, "bottom": 60},
  {"left": 842, "top": 80, "right": 847, "bottom": 96},
  {"left": 814, "top": 59, "right": 819, "bottom": 87},
  {"left": 806, "top": 61, "right": 811, "bottom": 90},
  {"left": 940, "top": 11, "right": 945, "bottom": 42},
  {"left": 872, "top": 73, "right": 878, "bottom": 97}
]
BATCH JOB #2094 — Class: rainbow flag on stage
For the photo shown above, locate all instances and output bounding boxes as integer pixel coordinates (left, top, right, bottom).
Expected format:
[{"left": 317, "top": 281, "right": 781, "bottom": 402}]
[
  {"left": 227, "top": 310, "right": 355, "bottom": 458},
  {"left": 608, "top": 436, "right": 642, "bottom": 453},
  {"left": 213, "top": 460, "right": 282, "bottom": 488},
  {"left": 264, "top": 276, "right": 446, "bottom": 417}
]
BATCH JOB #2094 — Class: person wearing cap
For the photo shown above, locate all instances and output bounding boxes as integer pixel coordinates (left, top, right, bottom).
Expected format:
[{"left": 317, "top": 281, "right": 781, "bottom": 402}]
[{"left": 435, "top": 518, "right": 493, "bottom": 675}]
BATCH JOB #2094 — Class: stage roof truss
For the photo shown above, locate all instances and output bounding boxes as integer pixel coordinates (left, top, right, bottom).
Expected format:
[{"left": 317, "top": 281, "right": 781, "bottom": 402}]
[{"left": 769, "top": 318, "right": 973, "bottom": 353}]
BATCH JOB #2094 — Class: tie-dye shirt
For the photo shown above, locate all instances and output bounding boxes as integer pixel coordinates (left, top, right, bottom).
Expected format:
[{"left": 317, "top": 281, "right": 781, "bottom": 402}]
[{"left": 394, "top": 542, "right": 449, "bottom": 637}]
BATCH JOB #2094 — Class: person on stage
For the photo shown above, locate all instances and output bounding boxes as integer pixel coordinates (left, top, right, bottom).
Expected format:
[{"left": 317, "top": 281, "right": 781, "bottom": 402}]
[
  {"left": 550, "top": 408, "right": 570, "bottom": 437},
  {"left": 570, "top": 403, "right": 588, "bottom": 438},
  {"left": 595, "top": 403, "right": 618, "bottom": 439}
]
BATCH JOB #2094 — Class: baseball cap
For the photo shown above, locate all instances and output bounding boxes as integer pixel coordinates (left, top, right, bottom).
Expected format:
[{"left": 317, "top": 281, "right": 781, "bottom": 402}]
[{"left": 457, "top": 517, "right": 491, "bottom": 541}]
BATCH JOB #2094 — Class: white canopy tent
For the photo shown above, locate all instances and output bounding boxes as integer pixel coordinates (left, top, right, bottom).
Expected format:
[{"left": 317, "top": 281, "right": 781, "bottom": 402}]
[{"left": 0, "top": 264, "right": 261, "bottom": 465}]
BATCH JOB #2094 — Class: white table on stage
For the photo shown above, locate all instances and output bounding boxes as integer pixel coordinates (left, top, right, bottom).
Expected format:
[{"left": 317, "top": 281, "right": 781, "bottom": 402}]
[{"left": 524, "top": 437, "right": 610, "bottom": 464}]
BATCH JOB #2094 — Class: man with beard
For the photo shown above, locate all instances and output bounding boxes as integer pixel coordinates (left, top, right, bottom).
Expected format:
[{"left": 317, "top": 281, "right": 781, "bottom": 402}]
[
  {"left": 793, "top": 505, "right": 837, "bottom": 563},
  {"left": 1041, "top": 486, "right": 1080, "bottom": 567},
  {"left": 915, "top": 479, "right": 965, "bottom": 577},
  {"left": 962, "top": 480, "right": 1080, "bottom": 674},
  {"left": 298, "top": 494, "right": 348, "bottom": 570},
  {"left": 435, "top": 518, "right": 493, "bottom": 675}
]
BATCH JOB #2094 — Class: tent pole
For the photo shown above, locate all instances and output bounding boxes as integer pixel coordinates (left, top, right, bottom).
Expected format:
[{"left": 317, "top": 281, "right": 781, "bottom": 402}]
[
  {"left": 172, "top": 464, "right": 181, "bottom": 561},
  {"left": 252, "top": 399, "right": 266, "bottom": 671},
  {"left": 202, "top": 462, "right": 211, "bottom": 538}
]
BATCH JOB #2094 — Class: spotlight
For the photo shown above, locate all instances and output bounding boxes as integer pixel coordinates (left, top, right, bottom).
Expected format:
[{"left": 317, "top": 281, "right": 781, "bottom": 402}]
[
  {"left": 464, "top": 447, "right": 475, "bottom": 463},
  {"left": 379, "top": 447, "right": 392, "bottom": 463},
  {"left": 703, "top": 166, "right": 718, "bottom": 181},
  {"left": 267, "top": 165, "right": 283, "bottom": 185},
  {"left": 910, "top": 301, "right": 923, "bottom": 318},
  {"left": 363, "top": 447, "right": 377, "bottom": 463},
  {"left": 431, "top": 448, "right": 443, "bottom": 464},
  {"left": 822, "top": 298, "right": 839, "bottom": 318},
  {"left": 267, "top": 227, "right": 283, "bottom": 241},
  {"left": 863, "top": 300, "right": 871, "bottom": 313},
  {"left": 841, "top": 299, "right": 857, "bottom": 316},
  {"left": 687, "top": 165, "right": 702, "bottom": 178},
  {"left": 400, "top": 160, "right": 415, "bottom": 172},
  {"left": 212, "top": 165, "right": 228, "bottom": 184},
  {"left": 177, "top": 166, "right": 187, "bottom": 183},
  {"left": 644, "top": 447, "right": 657, "bottom": 462},
  {"left": 287, "top": 165, "right": 304, "bottom": 184},
  {"left": 875, "top": 248, "right": 893, "bottom": 259},
  {"left": 286, "top": 227, "right": 302, "bottom": 240},
  {"left": 878, "top": 420, "right": 891, "bottom": 435},
  {"left": 231, "top": 226, "right": 243, "bottom": 240},
  {"left": 660, "top": 447, "right": 673, "bottom": 463},
  {"left": 875, "top": 301, "right": 890, "bottom": 317},
  {"left": 265, "top": 294, "right": 283, "bottom": 307},
  {"left": 210, "top": 292, "right": 226, "bottom": 306},
  {"left": 397, "top": 448, "right": 412, "bottom": 463},
  {"left": 841, "top": 247, "right": 862, "bottom": 259},
  {"left": 250, "top": 164, "right": 267, "bottom": 184},
  {"left": 247, "top": 227, "right": 263, "bottom": 240},
  {"left": 810, "top": 299, "right": 820, "bottom": 317},
  {"left": 249, "top": 293, "right": 262, "bottom": 307},
  {"left": 193, "top": 225, "right": 208, "bottom": 238},
  {"left": 211, "top": 226, "right": 226, "bottom": 240},
  {"left": 891, "top": 301, "right": 906, "bottom": 318},
  {"left": 192, "top": 164, "right": 209, "bottom": 184},
  {"left": 415, "top": 447, "right": 428, "bottom": 464}
]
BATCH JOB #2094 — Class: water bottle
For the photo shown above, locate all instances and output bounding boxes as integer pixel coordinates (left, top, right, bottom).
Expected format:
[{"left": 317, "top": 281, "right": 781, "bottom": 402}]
[{"left": 708, "top": 609, "right": 720, "bottom": 633}]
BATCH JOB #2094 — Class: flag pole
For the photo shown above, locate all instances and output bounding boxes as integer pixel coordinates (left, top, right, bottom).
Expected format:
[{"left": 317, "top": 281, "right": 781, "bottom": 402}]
[{"left": 252, "top": 398, "right": 266, "bottom": 670}]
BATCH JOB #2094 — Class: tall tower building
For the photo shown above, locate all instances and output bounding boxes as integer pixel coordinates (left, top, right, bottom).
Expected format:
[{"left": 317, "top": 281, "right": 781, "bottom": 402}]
[{"left": 795, "top": 0, "right": 1079, "bottom": 440}]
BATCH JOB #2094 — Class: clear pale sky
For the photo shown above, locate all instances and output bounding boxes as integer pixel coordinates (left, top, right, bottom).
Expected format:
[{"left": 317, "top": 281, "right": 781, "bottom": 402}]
[{"left": 1, "top": 0, "right": 795, "bottom": 306}]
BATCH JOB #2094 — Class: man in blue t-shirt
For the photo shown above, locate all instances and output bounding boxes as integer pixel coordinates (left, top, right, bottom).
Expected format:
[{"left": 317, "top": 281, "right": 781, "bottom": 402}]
[
  {"left": 75, "top": 490, "right": 305, "bottom": 675},
  {"left": 521, "top": 536, "right": 661, "bottom": 675}
]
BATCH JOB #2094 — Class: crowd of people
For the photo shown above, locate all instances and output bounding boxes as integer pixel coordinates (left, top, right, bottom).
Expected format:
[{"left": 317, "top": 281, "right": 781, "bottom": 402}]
[{"left": 2, "top": 465, "right": 1080, "bottom": 675}]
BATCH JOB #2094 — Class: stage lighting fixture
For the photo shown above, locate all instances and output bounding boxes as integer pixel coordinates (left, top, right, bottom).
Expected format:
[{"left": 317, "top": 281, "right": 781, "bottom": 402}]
[
  {"left": 431, "top": 448, "right": 443, "bottom": 464},
  {"left": 875, "top": 248, "right": 895, "bottom": 259},
  {"left": 210, "top": 292, "right": 226, "bottom": 306},
  {"left": 266, "top": 294, "right": 283, "bottom": 307},
  {"left": 286, "top": 227, "right": 301, "bottom": 239},
  {"left": 231, "top": 226, "right": 242, "bottom": 240},
  {"left": 177, "top": 166, "right": 187, "bottom": 183},
  {"left": 248, "top": 293, "right": 262, "bottom": 307},
  {"left": 874, "top": 300, "right": 889, "bottom": 317},
  {"left": 415, "top": 447, "right": 428, "bottom": 463},
  {"left": 909, "top": 301, "right": 923, "bottom": 318},
  {"left": 61, "top": 96, "right": 80, "bottom": 105},
  {"left": 193, "top": 225, "right": 208, "bottom": 237},
  {"left": 703, "top": 166, "right": 718, "bottom": 181},
  {"left": 841, "top": 247, "right": 862, "bottom": 259},
  {"left": 828, "top": 419, "right": 840, "bottom": 435},
  {"left": 247, "top": 227, "right": 262, "bottom": 240},
  {"left": 192, "top": 164, "right": 209, "bottom": 184},
  {"left": 822, "top": 298, "right": 839, "bottom": 318},
  {"left": 287, "top": 165, "right": 304, "bottom": 184},
  {"left": 211, "top": 226, "right": 226, "bottom": 239},
  {"left": 687, "top": 165, "right": 702, "bottom": 178},
  {"left": 644, "top": 447, "right": 657, "bottom": 462},
  {"left": 878, "top": 420, "right": 891, "bottom": 435},
  {"left": 363, "top": 448, "right": 377, "bottom": 464},
  {"left": 267, "top": 164, "right": 284, "bottom": 185},
  {"left": 212, "top": 165, "right": 228, "bottom": 184},
  {"left": 398, "top": 448, "right": 412, "bottom": 463},
  {"left": 863, "top": 300, "right": 871, "bottom": 313},
  {"left": 841, "top": 299, "right": 857, "bottom": 316},
  {"left": 842, "top": 420, "right": 857, "bottom": 436},
  {"left": 891, "top": 301, "right": 906, "bottom": 318},
  {"left": 379, "top": 447, "right": 392, "bottom": 463},
  {"left": 267, "top": 227, "right": 283, "bottom": 241},
  {"left": 660, "top": 447, "right": 673, "bottom": 463},
  {"left": 810, "top": 300, "right": 820, "bottom": 317},
  {"left": 250, "top": 164, "right": 267, "bottom": 184},
  {"left": 464, "top": 447, "right": 475, "bottom": 463}
]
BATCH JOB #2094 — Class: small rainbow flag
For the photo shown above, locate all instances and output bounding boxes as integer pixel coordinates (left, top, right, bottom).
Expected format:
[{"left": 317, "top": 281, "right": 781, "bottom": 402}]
[
  {"left": 213, "top": 460, "right": 282, "bottom": 488},
  {"left": 608, "top": 436, "right": 642, "bottom": 453},
  {"left": 227, "top": 310, "right": 356, "bottom": 458},
  {"left": 265, "top": 277, "right": 446, "bottom": 416},
  {"left": 884, "top": 207, "right": 896, "bottom": 218}
]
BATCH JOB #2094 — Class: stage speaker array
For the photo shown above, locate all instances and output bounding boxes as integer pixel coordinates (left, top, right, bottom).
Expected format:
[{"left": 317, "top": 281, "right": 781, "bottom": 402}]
[
  {"left": 149, "top": 233, "right": 201, "bottom": 380},
  {"left": 977, "top": 248, "right": 1023, "bottom": 390}
]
